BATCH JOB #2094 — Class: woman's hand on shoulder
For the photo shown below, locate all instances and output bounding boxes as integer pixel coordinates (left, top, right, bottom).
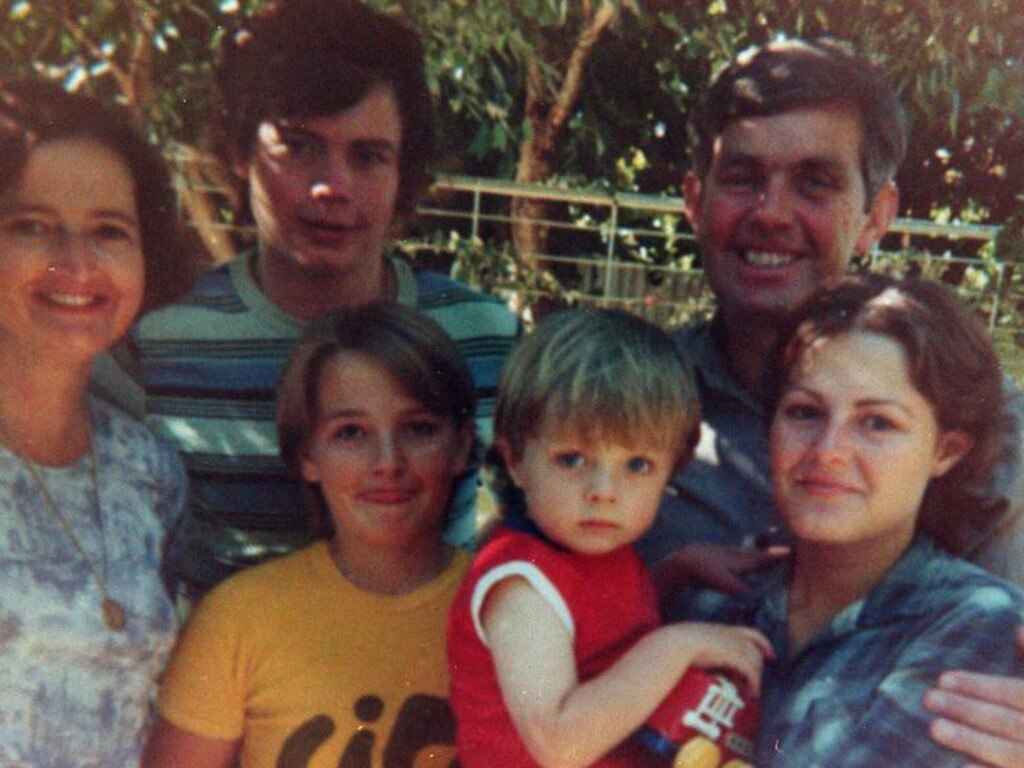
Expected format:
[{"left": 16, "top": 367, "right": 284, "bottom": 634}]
[{"left": 923, "top": 627, "right": 1024, "bottom": 768}]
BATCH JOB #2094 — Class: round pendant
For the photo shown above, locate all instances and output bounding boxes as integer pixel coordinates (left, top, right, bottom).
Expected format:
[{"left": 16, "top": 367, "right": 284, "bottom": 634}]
[{"left": 102, "top": 598, "right": 127, "bottom": 632}]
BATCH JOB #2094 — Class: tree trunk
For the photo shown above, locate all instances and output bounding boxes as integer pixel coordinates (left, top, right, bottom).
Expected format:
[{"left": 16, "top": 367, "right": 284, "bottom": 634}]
[{"left": 510, "top": 1, "right": 618, "bottom": 314}]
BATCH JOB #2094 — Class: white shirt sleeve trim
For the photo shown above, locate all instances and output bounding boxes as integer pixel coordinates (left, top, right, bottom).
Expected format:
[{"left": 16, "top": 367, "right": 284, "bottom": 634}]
[{"left": 470, "top": 560, "right": 575, "bottom": 646}]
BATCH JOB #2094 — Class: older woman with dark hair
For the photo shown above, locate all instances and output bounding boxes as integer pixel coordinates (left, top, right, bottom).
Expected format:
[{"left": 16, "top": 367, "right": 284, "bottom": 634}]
[
  {"left": 0, "top": 78, "right": 192, "bottom": 764},
  {"left": 681, "top": 275, "right": 1024, "bottom": 767}
]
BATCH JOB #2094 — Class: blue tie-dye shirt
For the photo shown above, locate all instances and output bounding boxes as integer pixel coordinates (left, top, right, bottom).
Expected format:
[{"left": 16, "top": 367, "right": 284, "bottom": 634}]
[
  {"left": 0, "top": 397, "right": 184, "bottom": 767},
  {"left": 675, "top": 535, "right": 1024, "bottom": 768}
]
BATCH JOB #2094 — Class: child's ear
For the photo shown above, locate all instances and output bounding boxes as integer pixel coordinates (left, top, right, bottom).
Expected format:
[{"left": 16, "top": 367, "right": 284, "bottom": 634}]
[
  {"left": 672, "top": 423, "right": 702, "bottom": 475},
  {"left": 495, "top": 439, "right": 524, "bottom": 488}
]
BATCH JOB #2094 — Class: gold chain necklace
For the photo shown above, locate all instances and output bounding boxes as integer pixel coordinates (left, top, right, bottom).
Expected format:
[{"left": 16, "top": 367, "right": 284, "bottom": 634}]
[{"left": 20, "top": 442, "right": 127, "bottom": 632}]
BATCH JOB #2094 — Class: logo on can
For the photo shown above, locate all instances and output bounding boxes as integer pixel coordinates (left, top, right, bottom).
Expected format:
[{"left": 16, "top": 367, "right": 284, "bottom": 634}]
[{"left": 635, "top": 669, "right": 758, "bottom": 768}]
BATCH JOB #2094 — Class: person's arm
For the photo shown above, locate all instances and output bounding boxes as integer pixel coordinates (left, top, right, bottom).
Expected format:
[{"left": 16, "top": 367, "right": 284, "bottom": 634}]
[
  {"left": 481, "top": 576, "right": 771, "bottom": 768},
  {"left": 923, "top": 627, "right": 1024, "bottom": 768},
  {"left": 142, "top": 717, "right": 240, "bottom": 768}
]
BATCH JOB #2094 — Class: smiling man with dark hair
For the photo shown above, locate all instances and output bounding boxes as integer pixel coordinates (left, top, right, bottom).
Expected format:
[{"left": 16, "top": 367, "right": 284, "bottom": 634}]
[{"left": 103, "top": 0, "right": 518, "bottom": 603}]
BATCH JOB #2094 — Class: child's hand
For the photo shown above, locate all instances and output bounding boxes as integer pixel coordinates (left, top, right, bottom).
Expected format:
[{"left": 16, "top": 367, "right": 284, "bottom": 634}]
[{"left": 666, "top": 622, "right": 774, "bottom": 696}]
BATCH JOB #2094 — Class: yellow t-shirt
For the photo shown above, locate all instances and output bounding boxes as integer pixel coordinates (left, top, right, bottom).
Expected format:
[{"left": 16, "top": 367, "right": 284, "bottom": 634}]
[{"left": 158, "top": 541, "right": 468, "bottom": 768}]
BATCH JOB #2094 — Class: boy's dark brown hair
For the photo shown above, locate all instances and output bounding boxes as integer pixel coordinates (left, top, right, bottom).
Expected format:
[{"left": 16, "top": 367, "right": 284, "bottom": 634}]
[{"left": 214, "top": 0, "right": 434, "bottom": 217}]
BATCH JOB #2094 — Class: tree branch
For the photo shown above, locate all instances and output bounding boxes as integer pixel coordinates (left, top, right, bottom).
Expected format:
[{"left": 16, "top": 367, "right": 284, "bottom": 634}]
[
  {"left": 127, "top": 7, "right": 157, "bottom": 116},
  {"left": 548, "top": 0, "right": 617, "bottom": 133}
]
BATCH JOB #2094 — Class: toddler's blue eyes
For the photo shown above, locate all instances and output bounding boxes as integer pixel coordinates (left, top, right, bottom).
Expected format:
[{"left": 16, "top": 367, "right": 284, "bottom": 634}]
[
  {"left": 626, "top": 456, "right": 653, "bottom": 474},
  {"left": 553, "top": 453, "right": 653, "bottom": 473},
  {"left": 555, "top": 453, "right": 585, "bottom": 469}
]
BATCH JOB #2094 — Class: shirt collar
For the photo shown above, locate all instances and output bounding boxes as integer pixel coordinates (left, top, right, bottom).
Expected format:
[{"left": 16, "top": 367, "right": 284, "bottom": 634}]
[{"left": 679, "top": 316, "right": 767, "bottom": 417}]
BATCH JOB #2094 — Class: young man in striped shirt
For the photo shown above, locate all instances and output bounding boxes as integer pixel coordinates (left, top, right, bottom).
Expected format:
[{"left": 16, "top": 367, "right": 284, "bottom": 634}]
[{"left": 106, "top": 0, "right": 518, "bottom": 600}]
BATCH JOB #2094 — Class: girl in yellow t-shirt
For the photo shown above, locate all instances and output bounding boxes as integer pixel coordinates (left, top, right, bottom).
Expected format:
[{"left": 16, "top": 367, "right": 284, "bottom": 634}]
[{"left": 143, "top": 303, "right": 477, "bottom": 768}]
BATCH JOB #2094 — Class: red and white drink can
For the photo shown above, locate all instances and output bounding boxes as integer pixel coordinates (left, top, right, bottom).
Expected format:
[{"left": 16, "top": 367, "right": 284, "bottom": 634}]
[{"left": 635, "top": 668, "right": 758, "bottom": 768}]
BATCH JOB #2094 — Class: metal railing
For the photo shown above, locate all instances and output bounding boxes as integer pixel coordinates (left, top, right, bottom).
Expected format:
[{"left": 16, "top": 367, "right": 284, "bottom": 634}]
[{"left": 410, "top": 174, "right": 1010, "bottom": 327}]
